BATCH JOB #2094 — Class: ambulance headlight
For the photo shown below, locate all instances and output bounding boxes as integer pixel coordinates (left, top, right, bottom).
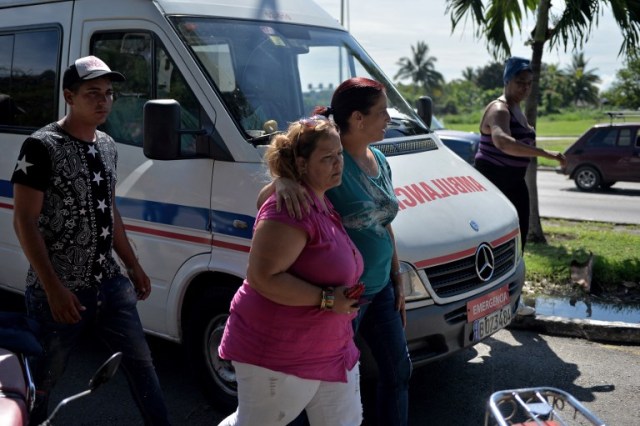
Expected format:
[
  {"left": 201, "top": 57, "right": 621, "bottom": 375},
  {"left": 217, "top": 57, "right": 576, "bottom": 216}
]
[
  {"left": 398, "top": 262, "right": 432, "bottom": 302},
  {"left": 515, "top": 231, "right": 522, "bottom": 265}
]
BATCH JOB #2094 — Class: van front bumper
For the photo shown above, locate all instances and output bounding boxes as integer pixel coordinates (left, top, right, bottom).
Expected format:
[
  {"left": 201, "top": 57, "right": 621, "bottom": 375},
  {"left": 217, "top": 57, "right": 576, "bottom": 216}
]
[{"left": 404, "top": 259, "right": 526, "bottom": 367}]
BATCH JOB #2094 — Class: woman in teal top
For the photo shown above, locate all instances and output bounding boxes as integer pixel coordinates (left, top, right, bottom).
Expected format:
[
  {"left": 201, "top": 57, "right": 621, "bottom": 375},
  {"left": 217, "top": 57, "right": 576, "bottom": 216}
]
[
  {"left": 328, "top": 146, "right": 398, "bottom": 297},
  {"left": 260, "top": 77, "right": 411, "bottom": 426}
]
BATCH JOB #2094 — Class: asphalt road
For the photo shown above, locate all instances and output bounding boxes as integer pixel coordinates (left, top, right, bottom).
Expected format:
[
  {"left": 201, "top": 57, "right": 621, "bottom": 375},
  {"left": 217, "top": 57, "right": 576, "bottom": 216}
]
[
  {"left": 537, "top": 169, "right": 640, "bottom": 225},
  {"left": 34, "top": 327, "right": 639, "bottom": 426}
]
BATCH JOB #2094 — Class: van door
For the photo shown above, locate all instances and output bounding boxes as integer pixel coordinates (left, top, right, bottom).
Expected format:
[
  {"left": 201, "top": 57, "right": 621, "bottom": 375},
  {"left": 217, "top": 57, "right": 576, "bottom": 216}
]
[{"left": 78, "top": 22, "right": 217, "bottom": 334}]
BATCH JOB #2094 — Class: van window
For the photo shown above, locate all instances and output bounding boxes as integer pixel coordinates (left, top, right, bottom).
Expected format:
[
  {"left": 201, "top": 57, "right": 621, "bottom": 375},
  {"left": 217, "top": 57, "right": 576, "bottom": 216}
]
[
  {"left": 171, "top": 18, "right": 427, "bottom": 141},
  {"left": 93, "top": 31, "right": 201, "bottom": 154},
  {"left": 0, "top": 28, "right": 59, "bottom": 129}
]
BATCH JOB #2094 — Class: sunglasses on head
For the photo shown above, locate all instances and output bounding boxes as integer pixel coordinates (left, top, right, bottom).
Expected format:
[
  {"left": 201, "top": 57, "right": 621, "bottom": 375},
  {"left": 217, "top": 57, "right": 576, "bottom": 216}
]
[{"left": 296, "top": 115, "right": 331, "bottom": 142}]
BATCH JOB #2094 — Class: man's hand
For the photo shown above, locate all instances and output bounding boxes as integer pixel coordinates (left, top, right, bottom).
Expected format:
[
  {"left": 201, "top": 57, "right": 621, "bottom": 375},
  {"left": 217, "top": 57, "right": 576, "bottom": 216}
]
[
  {"left": 46, "top": 284, "right": 85, "bottom": 324},
  {"left": 128, "top": 263, "right": 151, "bottom": 300}
]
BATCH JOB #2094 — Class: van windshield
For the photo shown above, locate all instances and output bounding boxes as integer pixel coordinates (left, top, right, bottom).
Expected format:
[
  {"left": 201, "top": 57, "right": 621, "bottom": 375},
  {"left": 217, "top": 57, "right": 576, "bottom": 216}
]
[{"left": 171, "top": 17, "right": 429, "bottom": 141}]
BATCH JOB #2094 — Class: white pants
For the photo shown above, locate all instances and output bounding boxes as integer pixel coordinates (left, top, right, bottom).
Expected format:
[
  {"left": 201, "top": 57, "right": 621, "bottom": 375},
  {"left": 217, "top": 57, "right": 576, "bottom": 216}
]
[{"left": 218, "top": 361, "right": 362, "bottom": 426}]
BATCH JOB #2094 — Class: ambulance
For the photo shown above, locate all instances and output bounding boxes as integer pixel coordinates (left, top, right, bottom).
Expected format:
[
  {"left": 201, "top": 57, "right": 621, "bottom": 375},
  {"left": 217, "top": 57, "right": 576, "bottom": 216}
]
[{"left": 0, "top": 0, "right": 525, "bottom": 409}]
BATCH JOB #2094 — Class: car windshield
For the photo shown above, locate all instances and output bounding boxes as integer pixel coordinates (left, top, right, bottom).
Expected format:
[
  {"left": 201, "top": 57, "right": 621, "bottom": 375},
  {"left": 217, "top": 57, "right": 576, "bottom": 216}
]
[{"left": 171, "top": 17, "right": 429, "bottom": 142}]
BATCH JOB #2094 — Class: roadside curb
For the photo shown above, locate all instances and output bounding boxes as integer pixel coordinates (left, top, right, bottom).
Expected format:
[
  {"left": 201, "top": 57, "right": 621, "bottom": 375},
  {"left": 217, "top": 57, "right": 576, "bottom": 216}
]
[{"left": 508, "top": 315, "right": 640, "bottom": 345}]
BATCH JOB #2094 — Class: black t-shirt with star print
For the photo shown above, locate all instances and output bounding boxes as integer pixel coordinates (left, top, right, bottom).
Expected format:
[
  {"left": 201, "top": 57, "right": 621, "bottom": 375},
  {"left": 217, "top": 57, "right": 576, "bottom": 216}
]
[{"left": 11, "top": 122, "right": 121, "bottom": 291}]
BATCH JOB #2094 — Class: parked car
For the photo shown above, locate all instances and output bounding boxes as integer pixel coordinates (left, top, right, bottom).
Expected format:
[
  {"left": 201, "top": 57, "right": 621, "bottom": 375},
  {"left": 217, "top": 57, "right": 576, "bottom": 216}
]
[
  {"left": 431, "top": 116, "right": 480, "bottom": 165},
  {"left": 410, "top": 97, "right": 479, "bottom": 164},
  {"left": 557, "top": 113, "right": 640, "bottom": 191}
]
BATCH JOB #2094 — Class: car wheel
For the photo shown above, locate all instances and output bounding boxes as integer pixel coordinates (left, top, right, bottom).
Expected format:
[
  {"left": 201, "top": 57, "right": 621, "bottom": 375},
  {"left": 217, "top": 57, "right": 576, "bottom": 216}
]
[
  {"left": 574, "top": 166, "right": 601, "bottom": 191},
  {"left": 184, "top": 286, "right": 238, "bottom": 413}
]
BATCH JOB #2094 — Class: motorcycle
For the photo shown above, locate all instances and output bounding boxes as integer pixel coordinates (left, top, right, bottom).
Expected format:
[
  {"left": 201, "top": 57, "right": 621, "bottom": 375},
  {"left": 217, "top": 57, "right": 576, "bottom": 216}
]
[{"left": 0, "top": 312, "right": 121, "bottom": 426}]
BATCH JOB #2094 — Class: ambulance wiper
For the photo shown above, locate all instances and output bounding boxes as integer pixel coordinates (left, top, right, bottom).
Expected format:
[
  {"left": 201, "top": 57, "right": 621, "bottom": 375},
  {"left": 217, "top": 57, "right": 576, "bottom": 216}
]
[{"left": 248, "top": 131, "right": 284, "bottom": 146}]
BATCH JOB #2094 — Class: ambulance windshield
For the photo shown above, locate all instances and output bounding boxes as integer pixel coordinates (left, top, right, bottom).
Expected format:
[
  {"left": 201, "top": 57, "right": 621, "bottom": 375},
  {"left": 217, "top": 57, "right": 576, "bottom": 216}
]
[{"left": 171, "top": 17, "right": 429, "bottom": 142}]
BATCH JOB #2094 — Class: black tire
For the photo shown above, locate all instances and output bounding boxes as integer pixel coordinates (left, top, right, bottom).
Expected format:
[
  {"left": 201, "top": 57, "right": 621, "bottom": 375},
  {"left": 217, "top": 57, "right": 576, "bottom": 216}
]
[
  {"left": 573, "top": 166, "right": 601, "bottom": 191},
  {"left": 184, "top": 286, "right": 238, "bottom": 413}
]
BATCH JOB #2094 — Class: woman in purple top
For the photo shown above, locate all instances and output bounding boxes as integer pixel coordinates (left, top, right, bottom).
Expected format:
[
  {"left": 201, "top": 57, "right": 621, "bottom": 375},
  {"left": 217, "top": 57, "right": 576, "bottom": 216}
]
[
  {"left": 476, "top": 56, "right": 566, "bottom": 251},
  {"left": 218, "top": 117, "right": 364, "bottom": 426}
]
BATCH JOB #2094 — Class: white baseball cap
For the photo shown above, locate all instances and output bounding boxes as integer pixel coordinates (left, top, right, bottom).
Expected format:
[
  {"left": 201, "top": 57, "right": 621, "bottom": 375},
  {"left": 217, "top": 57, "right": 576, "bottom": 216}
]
[{"left": 62, "top": 55, "right": 125, "bottom": 90}]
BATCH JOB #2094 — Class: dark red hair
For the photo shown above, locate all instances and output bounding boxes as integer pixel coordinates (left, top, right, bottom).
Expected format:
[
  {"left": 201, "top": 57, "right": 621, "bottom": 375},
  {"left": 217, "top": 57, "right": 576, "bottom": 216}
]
[{"left": 313, "top": 77, "right": 385, "bottom": 133}]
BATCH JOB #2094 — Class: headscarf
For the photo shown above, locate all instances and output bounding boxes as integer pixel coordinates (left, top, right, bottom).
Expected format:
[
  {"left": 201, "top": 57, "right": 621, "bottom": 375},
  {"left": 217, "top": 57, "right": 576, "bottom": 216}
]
[{"left": 503, "top": 57, "right": 532, "bottom": 84}]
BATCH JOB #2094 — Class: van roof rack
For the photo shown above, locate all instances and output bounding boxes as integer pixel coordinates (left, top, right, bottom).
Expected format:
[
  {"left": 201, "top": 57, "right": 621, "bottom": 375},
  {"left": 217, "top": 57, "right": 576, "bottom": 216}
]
[{"left": 605, "top": 110, "right": 640, "bottom": 124}]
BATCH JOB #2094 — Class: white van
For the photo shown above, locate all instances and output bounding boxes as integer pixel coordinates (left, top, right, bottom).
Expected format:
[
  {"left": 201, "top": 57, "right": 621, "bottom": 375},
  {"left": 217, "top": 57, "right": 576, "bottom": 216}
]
[{"left": 0, "top": 0, "right": 525, "bottom": 410}]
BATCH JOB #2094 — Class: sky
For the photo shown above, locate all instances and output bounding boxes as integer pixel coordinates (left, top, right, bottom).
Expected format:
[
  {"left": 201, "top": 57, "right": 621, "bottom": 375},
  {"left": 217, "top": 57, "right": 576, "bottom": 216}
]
[{"left": 314, "top": 0, "right": 626, "bottom": 90}]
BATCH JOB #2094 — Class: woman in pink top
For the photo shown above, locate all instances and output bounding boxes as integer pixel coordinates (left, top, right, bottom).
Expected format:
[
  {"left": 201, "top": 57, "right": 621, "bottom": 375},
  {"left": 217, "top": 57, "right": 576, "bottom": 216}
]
[{"left": 218, "top": 117, "right": 365, "bottom": 426}]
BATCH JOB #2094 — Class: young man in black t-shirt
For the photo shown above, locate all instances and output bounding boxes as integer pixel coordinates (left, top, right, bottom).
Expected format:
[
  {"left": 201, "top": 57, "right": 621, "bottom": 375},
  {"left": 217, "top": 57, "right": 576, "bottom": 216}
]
[{"left": 11, "top": 55, "right": 170, "bottom": 425}]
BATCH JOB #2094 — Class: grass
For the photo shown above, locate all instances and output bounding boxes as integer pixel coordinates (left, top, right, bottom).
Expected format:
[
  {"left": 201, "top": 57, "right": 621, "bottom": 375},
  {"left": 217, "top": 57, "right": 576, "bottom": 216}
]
[
  {"left": 443, "top": 110, "right": 640, "bottom": 293},
  {"left": 525, "top": 219, "right": 640, "bottom": 293}
]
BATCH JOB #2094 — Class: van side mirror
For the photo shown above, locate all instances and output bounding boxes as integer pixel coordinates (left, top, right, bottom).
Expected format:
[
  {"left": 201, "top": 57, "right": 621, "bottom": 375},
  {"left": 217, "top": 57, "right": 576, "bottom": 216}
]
[
  {"left": 416, "top": 96, "right": 433, "bottom": 129},
  {"left": 143, "top": 100, "right": 208, "bottom": 160},
  {"left": 143, "top": 100, "right": 181, "bottom": 160}
]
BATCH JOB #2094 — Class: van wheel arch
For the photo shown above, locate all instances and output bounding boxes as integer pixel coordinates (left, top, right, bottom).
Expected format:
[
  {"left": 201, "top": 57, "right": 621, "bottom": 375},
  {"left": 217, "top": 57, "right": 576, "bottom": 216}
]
[{"left": 182, "top": 272, "right": 241, "bottom": 413}]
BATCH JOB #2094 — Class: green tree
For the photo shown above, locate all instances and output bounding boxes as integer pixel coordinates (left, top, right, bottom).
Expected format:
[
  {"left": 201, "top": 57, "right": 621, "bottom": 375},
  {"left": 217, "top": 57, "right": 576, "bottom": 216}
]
[
  {"left": 394, "top": 41, "right": 444, "bottom": 93},
  {"left": 461, "top": 67, "right": 476, "bottom": 82},
  {"left": 445, "top": 0, "right": 640, "bottom": 244},
  {"left": 474, "top": 61, "right": 504, "bottom": 90},
  {"left": 538, "top": 62, "right": 568, "bottom": 114},
  {"left": 601, "top": 56, "right": 640, "bottom": 108},
  {"left": 563, "top": 52, "right": 601, "bottom": 106}
]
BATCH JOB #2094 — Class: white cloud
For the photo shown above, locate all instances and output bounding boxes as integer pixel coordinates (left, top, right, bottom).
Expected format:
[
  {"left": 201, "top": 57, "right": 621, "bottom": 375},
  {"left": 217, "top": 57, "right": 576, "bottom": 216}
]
[{"left": 314, "top": 0, "right": 625, "bottom": 90}]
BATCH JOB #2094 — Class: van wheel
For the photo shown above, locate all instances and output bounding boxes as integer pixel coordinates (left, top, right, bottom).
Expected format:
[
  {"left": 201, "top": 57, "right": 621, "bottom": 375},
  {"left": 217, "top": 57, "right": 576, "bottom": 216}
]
[
  {"left": 574, "top": 166, "right": 600, "bottom": 191},
  {"left": 184, "top": 287, "right": 237, "bottom": 413}
]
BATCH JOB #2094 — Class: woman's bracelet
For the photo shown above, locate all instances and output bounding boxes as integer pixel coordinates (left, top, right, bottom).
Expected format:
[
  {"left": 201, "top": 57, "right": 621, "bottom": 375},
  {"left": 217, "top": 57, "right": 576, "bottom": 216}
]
[{"left": 320, "top": 287, "right": 335, "bottom": 310}]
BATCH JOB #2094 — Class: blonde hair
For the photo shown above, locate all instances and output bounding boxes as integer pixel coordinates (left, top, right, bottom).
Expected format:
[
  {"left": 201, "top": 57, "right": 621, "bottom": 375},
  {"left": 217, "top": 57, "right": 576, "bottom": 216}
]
[{"left": 264, "top": 117, "right": 337, "bottom": 181}]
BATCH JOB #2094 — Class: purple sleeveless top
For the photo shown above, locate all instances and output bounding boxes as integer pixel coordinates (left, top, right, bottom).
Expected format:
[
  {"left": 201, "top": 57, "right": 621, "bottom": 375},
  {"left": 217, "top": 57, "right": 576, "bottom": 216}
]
[{"left": 476, "top": 99, "right": 536, "bottom": 168}]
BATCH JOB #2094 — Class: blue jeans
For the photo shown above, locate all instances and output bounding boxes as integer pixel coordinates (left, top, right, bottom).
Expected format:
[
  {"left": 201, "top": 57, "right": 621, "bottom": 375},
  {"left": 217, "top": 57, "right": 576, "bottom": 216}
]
[
  {"left": 25, "top": 275, "right": 170, "bottom": 426},
  {"left": 354, "top": 281, "right": 412, "bottom": 426}
]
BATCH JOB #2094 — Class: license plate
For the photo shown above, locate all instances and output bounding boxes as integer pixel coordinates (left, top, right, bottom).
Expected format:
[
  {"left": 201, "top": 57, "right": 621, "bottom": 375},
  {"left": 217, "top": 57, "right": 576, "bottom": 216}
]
[
  {"left": 472, "top": 305, "right": 512, "bottom": 341},
  {"left": 467, "top": 285, "right": 511, "bottom": 341}
]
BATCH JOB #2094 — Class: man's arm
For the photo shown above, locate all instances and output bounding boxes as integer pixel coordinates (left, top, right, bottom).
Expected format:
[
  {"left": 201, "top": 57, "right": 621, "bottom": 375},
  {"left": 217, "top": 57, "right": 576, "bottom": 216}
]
[
  {"left": 112, "top": 194, "right": 151, "bottom": 300},
  {"left": 13, "top": 183, "right": 85, "bottom": 323}
]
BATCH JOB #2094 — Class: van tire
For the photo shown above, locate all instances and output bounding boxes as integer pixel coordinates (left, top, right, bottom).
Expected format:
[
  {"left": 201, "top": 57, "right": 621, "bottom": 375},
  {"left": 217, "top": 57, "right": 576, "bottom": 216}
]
[
  {"left": 184, "top": 286, "right": 238, "bottom": 413},
  {"left": 573, "top": 166, "right": 601, "bottom": 191}
]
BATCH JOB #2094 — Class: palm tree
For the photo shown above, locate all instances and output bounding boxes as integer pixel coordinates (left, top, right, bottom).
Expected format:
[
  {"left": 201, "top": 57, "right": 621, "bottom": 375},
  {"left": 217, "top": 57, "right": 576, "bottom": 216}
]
[
  {"left": 461, "top": 66, "right": 476, "bottom": 82},
  {"left": 564, "top": 52, "right": 601, "bottom": 106},
  {"left": 394, "top": 41, "right": 444, "bottom": 93},
  {"left": 445, "top": 0, "right": 640, "bottom": 244}
]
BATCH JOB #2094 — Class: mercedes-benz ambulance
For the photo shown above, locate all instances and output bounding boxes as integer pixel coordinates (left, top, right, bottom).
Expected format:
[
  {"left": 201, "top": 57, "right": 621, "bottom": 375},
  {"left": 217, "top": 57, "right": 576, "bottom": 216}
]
[{"left": 0, "top": 0, "right": 525, "bottom": 409}]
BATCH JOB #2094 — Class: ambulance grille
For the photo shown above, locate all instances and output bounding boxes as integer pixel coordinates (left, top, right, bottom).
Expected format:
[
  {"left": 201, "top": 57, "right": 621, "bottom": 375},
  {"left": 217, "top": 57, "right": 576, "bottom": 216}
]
[
  {"left": 374, "top": 138, "right": 437, "bottom": 157},
  {"left": 423, "top": 238, "right": 517, "bottom": 298}
]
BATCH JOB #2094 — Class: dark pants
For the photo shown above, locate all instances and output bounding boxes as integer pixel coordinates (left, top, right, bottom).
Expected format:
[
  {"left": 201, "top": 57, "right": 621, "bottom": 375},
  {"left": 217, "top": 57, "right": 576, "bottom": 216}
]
[
  {"left": 475, "top": 160, "right": 530, "bottom": 251},
  {"left": 25, "top": 275, "right": 170, "bottom": 426},
  {"left": 353, "top": 281, "right": 412, "bottom": 426}
]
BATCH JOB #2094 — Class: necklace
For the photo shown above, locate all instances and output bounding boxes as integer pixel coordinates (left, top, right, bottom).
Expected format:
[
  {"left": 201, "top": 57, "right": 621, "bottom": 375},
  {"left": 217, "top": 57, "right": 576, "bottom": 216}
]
[{"left": 354, "top": 154, "right": 377, "bottom": 176}]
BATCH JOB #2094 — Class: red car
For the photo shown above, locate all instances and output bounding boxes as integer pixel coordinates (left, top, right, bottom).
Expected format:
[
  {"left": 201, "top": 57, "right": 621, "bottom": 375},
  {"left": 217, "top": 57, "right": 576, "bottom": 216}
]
[{"left": 557, "top": 117, "right": 640, "bottom": 191}]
